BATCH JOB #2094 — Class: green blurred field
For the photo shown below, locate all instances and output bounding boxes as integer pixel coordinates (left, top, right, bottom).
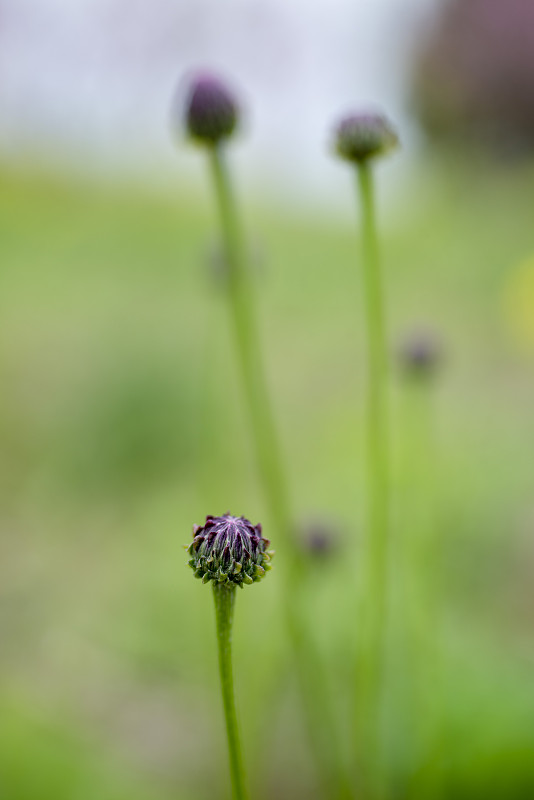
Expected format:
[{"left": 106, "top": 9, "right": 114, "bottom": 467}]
[{"left": 1, "top": 157, "right": 534, "bottom": 799}]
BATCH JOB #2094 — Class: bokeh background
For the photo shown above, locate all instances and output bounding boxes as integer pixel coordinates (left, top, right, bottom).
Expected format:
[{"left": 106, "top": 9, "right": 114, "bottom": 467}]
[{"left": 1, "top": 1, "right": 534, "bottom": 798}]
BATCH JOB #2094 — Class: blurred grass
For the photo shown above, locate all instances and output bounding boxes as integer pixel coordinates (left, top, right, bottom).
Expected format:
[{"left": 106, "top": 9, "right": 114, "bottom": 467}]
[{"left": 1, "top": 155, "right": 534, "bottom": 798}]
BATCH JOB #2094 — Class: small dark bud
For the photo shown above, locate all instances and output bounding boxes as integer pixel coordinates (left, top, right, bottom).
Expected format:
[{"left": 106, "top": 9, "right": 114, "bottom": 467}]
[
  {"left": 298, "top": 519, "right": 339, "bottom": 560},
  {"left": 187, "top": 514, "right": 273, "bottom": 587},
  {"left": 334, "top": 112, "right": 399, "bottom": 163},
  {"left": 398, "top": 330, "right": 442, "bottom": 379},
  {"left": 183, "top": 73, "right": 239, "bottom": 146}
]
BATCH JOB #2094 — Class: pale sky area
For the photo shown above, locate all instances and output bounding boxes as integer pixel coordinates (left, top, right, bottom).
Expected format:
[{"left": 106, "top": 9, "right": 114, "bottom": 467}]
[{"left": 0, "top": 0, "right": 442, "bottom": 208}]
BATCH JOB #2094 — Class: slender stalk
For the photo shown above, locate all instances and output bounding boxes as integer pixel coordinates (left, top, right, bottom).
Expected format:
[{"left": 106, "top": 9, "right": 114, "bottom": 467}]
[
  {"left": 353, "top": 161, "right": 390, "bottom": 797},
  {"left": 400, "top": 377, "right": 443, "bottom": 800},
  {"left": 207, "top": 144, "right": 353, "bottom": 800},
  {"left": 213, "top": 582, "right": 248, "bottom": 800},
  {"left": 208, "top": 145, "right": 291, "bottom": 538}
]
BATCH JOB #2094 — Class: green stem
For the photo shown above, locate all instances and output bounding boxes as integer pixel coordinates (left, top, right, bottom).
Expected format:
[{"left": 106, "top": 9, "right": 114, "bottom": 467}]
[
  {"left": 353, "top": 161, "right": 390, "bottom": 796},
  {"left": 207, "top": 144, "right": 353, "bottom": 800},
  {"left": 208, "top": 145, "right": 291, "bottom": 539},
  {"left": 213, "top": 582, "right": 248, "bottom": 800},
  {"left": 400, "top": 378, "right": 443, "bottom": 800}
]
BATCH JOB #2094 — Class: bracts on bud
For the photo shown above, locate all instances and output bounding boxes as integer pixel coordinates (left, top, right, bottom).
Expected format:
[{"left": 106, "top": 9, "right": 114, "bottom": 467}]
[{"left": 187, "top": 514, "right": 274, "bottom": 587}]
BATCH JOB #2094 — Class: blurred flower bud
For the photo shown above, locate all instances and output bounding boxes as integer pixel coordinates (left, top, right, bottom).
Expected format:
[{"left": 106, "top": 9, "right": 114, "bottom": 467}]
[
  {"left": 398, "top": 330, "right": 442, "bottom": 379},
  {"left": 183, "top": 73, "right": 239, "bottom": 146},
  {"left": 296, "top": 517, "right": 340, "bottom": 560},
  {"left": 334, "top": 112, "right": 399, "bottom": 163},
  {"left": 187, "top": 514, "right": 273, "bottom": 586}
]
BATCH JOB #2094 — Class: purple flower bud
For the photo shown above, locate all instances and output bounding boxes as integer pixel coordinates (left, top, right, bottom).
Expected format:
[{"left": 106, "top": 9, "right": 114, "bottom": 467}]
[
  {"left": 398, "top": 330, "right": 442, "bottom": 379},
  {"left": 187, "top": 514, "right": 273, "bottom": 587},
  {"left": 334, "top": 112, "right": 399, "bottom": 163},
  {"left": 297, "top": 518, "right": 339, "bottom": 560},
  {"left": 183, "top": 73, "right": 239, "bottom": 146}
]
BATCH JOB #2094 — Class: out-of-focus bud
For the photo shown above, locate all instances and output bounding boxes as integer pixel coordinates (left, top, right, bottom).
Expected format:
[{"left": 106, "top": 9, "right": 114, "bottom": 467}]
[
  {"left": 187, "top": 514, "right": 273, "bottom": 587},
  {"left": 398, "top": 330, "right": 442, "bottom": 379},
  {"left": 334, "top": 112, "right": 399, "bottom": 163},
  {"left": 297, "top": 518, "right": 339, "bottom": 560},
  {"left": 182, "top": 73, "right": 239, "bottom": 146}
]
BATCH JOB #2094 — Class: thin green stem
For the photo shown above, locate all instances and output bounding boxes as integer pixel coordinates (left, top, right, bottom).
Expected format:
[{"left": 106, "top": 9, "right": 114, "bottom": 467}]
[
  {"left": 208, "top": 145, "right": 291, "bottom": 540},
  {"left": 213, "top": 582, "right": 247, "bottom": 800},
  {"left": 399, "top": 378, "right": 443, "bottom": 800},
  {"left": 353, "top": 161, "right": 390, "bottom": 797},
  {"left": 206, "top": 144, "right": 353, "bottom": 800}
]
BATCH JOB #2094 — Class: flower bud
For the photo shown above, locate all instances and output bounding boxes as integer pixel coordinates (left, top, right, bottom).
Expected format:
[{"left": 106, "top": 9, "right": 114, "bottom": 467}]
[
  {"left": 334, "top": 112, "right": 399, "bottom": 163},
  {"left": 398, "top": 330, "right": 442, "bottom": 379},
  {"left": 297, "top": 518, "right": 339, "bottom": 560},
  {"left": 187, "top": 514, "right": 273, "bottom": 587},
  {"left": 183, "top": 73, "right": 239, "bottom": 146}
]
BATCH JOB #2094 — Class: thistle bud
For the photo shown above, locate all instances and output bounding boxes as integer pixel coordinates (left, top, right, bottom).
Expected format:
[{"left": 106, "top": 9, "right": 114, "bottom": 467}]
[
  {"left": 334, "top": 112, "right": 399, "bottom": 163},
  {"left": 398, "top": 330, "right": 442, "bottom": 379},
  {"left": 187, "top": 514, "right": 273, "bottom": 587},
  {"left": 297, "top": 518, "right": 339, "bottom": 560},
  {"left": 183, "top": 73, "right": 239, "bottom": 146}
]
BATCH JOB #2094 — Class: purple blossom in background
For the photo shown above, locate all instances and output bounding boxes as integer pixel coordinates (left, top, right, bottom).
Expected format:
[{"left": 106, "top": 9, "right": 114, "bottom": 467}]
[{"left": 412, "top": 0, "right": 534, "bottom": 155}]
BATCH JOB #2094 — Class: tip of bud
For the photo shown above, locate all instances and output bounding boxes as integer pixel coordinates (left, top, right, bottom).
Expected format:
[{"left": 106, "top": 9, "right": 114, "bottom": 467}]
[
  {"left": 180, "top": 72, "right": 240, "bottom": 147},
  {"left": 187, "top": 514, "right": 272, "bottom": 587},
  {"left": 333, "top": 111, "right": 399, "bottom": 164}
]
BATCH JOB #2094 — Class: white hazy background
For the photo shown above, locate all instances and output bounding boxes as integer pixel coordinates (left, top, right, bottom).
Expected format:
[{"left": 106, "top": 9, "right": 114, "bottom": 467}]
[{"left": 0, "top": 0, "right": 441, "bottom": 209}]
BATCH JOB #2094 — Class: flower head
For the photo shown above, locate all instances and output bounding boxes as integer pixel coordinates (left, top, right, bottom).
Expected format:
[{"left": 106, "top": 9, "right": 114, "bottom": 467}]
[
  {"left": 334, "top": 112, "right": 399, "bottom": 163},
  {"left": 183, "top": 73, "right": 239, "bottom": 146},
  {"left": 187, "top": 514, "right": 273, "bottom": 586}
]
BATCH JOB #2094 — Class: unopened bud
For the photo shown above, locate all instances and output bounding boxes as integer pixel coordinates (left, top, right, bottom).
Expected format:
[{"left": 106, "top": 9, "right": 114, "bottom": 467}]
[
  {"left": 398, "top": 330, "right": 442, "bottom": 379},
  {"left": 334, "top": 112, "right": 399, "bottom": 163},
  {"left": 187, "top": 514, "right": 273, "bottom": 587},
  {"left": 182, "top": 73, "right": 239, "bottom": 146}
]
